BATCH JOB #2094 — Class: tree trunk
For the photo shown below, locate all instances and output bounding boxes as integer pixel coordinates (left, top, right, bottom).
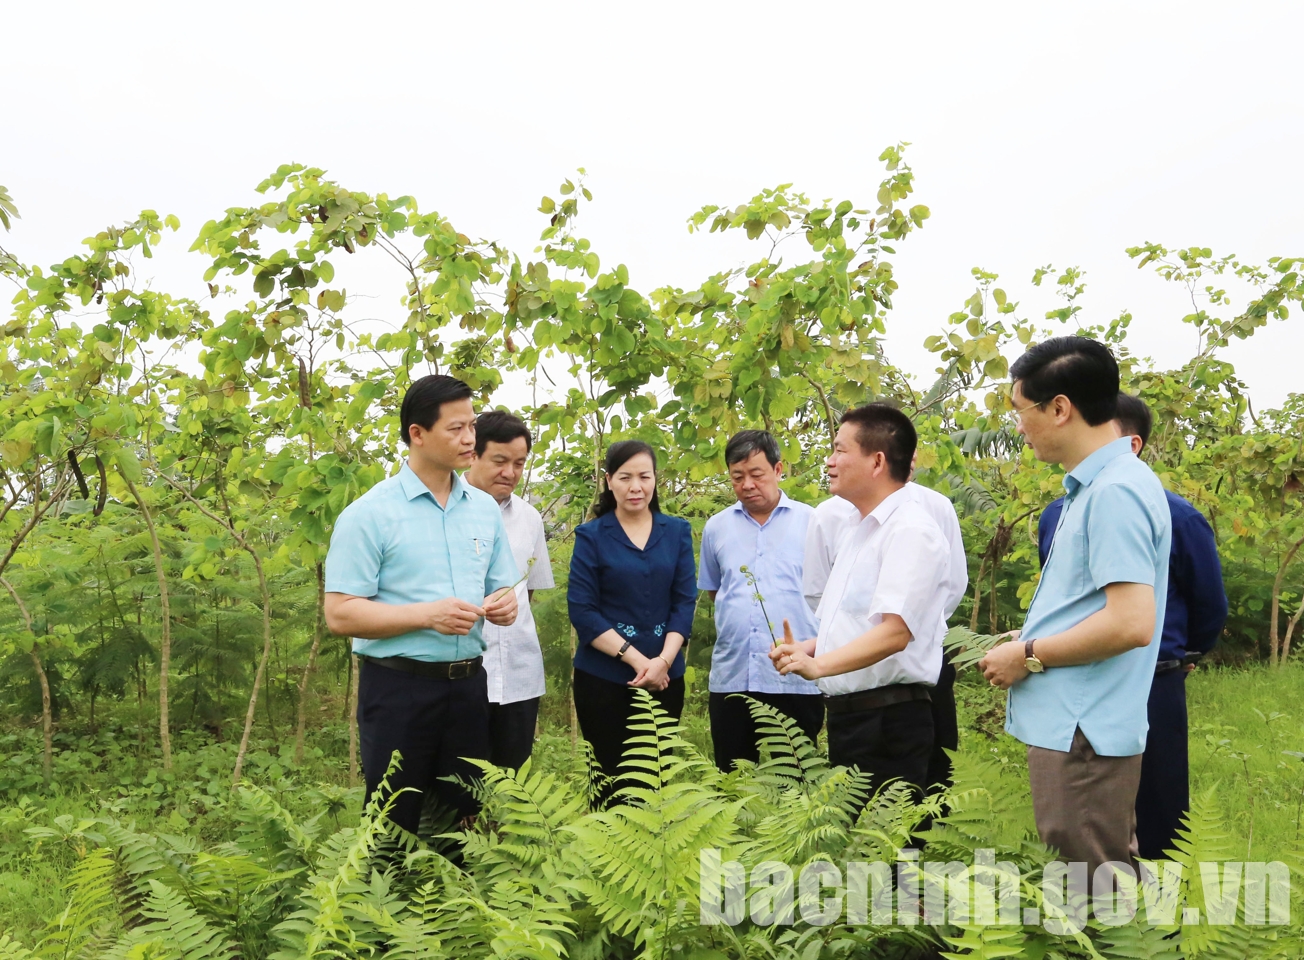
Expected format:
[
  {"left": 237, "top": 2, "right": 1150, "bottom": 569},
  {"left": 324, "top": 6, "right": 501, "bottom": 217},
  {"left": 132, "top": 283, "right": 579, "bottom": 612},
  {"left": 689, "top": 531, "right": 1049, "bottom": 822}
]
[
  {"left": 347, "top": 653, "right": 360, "bottom": 788},
  {"left": 1268, "top": 533, "right": 1304, "bottom": 667},
  {"left": 0, "top": 577, "right": 50, "bottom": 786},
  {"left": 969, "top": 556, "right": 989, "bottom": 632},
  {"left": 293, "top": 563, "right": 327, "bottom": 765},
  {"left": 29, "top": 648, "right": 53, "bottom": 786},
  {"left": 1282, "top": 588, "right": 1304, "bottom": 664},
  {"left": 232, "top": 552, "right": 274, "bottom": 786},
  {"left": 124, "top": 476, "right": 173, "bottom": 770}
]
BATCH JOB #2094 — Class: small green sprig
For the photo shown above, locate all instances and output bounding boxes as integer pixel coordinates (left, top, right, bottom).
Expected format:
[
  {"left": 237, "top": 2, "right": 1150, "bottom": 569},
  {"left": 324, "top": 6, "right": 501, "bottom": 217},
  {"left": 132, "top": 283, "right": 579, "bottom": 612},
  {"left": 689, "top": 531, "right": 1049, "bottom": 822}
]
[
  {"left": 490, "top": 556, "right": 536, "bottom": 603},
  {"left": 739, "top": 564, "right": 780, "bottom": 647}
]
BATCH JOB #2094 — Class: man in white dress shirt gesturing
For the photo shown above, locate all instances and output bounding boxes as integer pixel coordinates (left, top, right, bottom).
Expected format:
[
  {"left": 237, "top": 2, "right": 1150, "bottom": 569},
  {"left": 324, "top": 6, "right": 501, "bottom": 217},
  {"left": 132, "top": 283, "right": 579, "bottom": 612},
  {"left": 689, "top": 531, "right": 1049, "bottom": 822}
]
[
  {"left": 771, "top": 403, "right": 952, "bottom": 798},
  {"left": 803, "top": 456, "right": 967, "bottom": 792}
]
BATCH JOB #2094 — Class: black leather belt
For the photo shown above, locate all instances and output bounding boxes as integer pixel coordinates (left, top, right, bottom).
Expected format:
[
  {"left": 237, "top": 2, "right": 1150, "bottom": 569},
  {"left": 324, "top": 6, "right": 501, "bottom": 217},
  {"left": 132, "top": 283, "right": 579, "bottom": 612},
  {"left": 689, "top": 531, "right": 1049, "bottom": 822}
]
[
  {"left": 1155, "top": 659, "right": 1184, "bottom": 675},
  {"left": 824, "top": 683, "right": 932, "bottom": 715},
  {"left": 363, "top": 655, "right": 482, "bottom": 680}
]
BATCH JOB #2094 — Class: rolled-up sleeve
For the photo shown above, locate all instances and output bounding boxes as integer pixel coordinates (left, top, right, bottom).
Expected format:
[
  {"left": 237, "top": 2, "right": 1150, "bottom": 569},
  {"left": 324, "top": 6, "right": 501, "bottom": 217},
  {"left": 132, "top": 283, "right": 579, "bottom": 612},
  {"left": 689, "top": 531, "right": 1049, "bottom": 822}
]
[
  {"left": 568, "top": 525, "right": 613, "bottom": 646},
  {"left": 1087, "top": 484, "right": 1159, "bottom": 588},
  {"left": 324, "top": 502, "right": 383, "bottom": 597},
  {"left": 866, "top": 524, "right": 949, "bottom": 644},
  {"left": 668, "top": 521, "right": 698, "bottom": 638}
]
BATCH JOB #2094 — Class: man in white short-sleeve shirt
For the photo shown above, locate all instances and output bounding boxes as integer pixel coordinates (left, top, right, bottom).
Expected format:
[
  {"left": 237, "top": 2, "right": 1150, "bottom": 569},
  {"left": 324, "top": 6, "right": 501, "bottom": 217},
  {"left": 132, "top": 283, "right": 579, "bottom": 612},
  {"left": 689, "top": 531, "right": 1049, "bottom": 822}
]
[
  {"left": 772, "top": 404, "right": 952, "bottom": 798},
  {"left": 803, "top": 470, "right": 968, "bottom": 792},
  {"left": 464, "top": 410, "right": 555, "bottom": 769}
]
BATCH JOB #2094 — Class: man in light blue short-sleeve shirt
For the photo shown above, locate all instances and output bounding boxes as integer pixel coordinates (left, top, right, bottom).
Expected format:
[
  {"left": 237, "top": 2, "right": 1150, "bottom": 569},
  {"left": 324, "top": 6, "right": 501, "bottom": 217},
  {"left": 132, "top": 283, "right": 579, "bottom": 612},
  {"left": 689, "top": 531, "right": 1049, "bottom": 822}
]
[
  {"left": 325, "top": 375, "right": 519, "bottom": 837},
  {"left": 980, "top": 337, "right": 1171, "bottom": 891},
  {"left": 698, "top": 430, "right": 823, "bottom": 772},
  {"left": 328, "top": 466, "right": 518, "bottom": 662}
]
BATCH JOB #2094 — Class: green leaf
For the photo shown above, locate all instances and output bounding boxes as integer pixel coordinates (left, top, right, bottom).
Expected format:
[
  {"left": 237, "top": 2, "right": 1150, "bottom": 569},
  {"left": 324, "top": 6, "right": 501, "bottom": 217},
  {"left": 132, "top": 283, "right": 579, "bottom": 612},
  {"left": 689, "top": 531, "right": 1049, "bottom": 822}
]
[{"left": 116, "top": 447, "right": 143, "bottom": 483}]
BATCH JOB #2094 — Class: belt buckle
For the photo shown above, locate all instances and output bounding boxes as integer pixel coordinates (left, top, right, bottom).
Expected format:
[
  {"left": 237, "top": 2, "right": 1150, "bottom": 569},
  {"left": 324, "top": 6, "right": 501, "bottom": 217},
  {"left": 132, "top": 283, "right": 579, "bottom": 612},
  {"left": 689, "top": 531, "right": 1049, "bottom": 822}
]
[{"left": 449, "top": 659, "right": 472, "bottom": 680}]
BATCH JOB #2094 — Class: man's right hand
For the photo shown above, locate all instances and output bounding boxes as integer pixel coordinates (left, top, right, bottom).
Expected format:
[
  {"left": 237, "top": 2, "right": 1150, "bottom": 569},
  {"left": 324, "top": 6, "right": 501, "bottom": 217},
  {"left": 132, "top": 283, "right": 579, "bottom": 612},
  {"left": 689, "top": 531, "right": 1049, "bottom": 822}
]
[{"left": 422, "top": 598, "right": 486, "bottom": 635}]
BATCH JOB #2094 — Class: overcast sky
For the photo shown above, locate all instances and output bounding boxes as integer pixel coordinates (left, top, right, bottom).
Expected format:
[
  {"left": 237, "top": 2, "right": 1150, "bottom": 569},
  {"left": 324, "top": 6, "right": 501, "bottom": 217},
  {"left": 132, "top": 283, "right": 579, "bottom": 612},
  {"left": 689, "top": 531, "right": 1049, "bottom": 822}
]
[{"left": 5, "top": 1, "right": 1302, "bottom": 408}]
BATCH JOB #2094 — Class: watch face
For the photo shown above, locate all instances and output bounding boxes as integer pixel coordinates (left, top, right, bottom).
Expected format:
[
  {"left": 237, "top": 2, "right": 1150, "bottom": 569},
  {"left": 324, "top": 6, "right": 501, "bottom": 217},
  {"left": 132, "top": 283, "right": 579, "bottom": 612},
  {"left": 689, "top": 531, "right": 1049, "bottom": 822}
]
[{"left": 1025, "top": 658, "right": 1044, "bottom": 674}]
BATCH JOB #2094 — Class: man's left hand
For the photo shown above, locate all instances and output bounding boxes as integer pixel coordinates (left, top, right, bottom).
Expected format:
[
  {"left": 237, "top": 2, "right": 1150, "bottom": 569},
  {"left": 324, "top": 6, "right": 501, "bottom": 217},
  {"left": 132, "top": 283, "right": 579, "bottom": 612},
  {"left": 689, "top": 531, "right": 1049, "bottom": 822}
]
[
  {"left": 483, "top": 587, "right": 519, "bottom": 626},
  {"left": 770, "top": 620, "right": 822, "bottom": 680},
  {"left": 978, "top": 638, "right": 1030, "bottom": 690}
]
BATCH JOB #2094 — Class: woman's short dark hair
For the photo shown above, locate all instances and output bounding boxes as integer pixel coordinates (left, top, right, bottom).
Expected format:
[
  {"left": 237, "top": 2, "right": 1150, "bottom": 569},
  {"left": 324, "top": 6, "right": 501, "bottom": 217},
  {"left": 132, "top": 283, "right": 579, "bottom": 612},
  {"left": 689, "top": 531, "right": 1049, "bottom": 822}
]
[
  {"left": 400, "top": 375, "right": 473, "bottom": 446},
  {"left": 1114, "top": 392, "right": 1153, "bottom": 449},
  {"left": 474, "top": 410, "right": 533, "bottom": 456},
  {"left": 593, "top": 440, "right": 661, "bottom": 517},
  {"left": 1009, "top": 336, "right": 1119, "bottom": 426},
  {"left": 840, "top": 403, "right": 915, "bottom": 483},
  {"left": 725, "top": 429, "right": 780, "bottom": 468}
]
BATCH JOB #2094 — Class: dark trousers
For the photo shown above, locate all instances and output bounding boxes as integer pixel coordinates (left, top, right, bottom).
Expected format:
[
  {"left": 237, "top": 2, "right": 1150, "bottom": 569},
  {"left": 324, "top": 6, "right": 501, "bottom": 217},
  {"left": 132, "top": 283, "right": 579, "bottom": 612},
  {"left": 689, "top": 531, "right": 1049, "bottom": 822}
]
[
  {"left": 827, "top": 698, "right": 934, "bottom": 800},
  {"left": 925, "top": 659, "right": 959, "bottom": 793},
  {"left": 356, "top": 659, "right": 490, "bottom": 835},
  {"left": 573, "top": 669, "right": 685, "bottom": 805},
  {"left": 1136, "top": 669, "right": 1189, "bottom": 859},
  {"left": 708, "top": 691, "right": 824, "bottom": 772},
  {"left": 488, "top": 696, "right": 540, "bottom": 770}
]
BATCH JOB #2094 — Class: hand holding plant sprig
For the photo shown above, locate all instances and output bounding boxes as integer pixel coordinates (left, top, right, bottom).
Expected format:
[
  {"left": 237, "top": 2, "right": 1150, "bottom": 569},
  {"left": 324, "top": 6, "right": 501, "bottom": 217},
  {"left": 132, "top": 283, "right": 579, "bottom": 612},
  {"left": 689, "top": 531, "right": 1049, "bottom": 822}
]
[{"left": 481, "top": 557, "right": 534, "bottom": 625}]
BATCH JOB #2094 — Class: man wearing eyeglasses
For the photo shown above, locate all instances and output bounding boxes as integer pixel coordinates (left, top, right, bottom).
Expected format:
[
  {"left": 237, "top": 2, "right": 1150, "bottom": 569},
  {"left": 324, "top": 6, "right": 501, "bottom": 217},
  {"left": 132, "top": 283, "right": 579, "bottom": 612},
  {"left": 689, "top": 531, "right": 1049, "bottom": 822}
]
[{"left": 979, "top": 337, "right": 1171, "bottom": 893}]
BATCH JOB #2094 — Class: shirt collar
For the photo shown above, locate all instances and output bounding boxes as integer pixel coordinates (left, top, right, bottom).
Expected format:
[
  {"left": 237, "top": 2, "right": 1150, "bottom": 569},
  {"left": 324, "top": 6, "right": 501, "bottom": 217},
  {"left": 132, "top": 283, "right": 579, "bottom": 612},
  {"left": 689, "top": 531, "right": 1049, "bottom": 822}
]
[
  {"left": 729, "top": 491, "right": 793, "bottom": 518},
  {"left": 398, "top": 461, "right": 470, "bottom": 503},
  {"left": 861, "top": 484, "right": 911, "bottom": 528},
  {"left": 1063, "top": 436, "right": 1133, "bottom": 497}
]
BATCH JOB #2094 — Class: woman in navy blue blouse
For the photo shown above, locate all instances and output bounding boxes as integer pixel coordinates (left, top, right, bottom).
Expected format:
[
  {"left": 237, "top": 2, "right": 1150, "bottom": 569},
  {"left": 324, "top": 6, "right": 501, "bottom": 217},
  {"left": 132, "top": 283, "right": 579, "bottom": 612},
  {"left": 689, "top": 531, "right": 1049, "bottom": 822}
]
[{"left": 568, "top": 440, "right": 697, "bottom": 801}]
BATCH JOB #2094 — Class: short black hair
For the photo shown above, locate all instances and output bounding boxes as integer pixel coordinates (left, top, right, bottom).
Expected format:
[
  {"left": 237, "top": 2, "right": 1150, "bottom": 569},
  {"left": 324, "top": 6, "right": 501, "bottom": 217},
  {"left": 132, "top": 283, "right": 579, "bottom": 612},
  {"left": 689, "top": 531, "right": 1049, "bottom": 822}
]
[
  {"left": 725, "top": 429, "right": 780, "bottom": 468},
  {"left": 1114, "top": 393, "right": 1153, "bottom": 450},
  {"left": 474, "top": 410, "right": 533, "bottom": 456},
  {"left": 1009, "top": 336, "right": 1119, "bottom": 427},
  {"left": 840, "top": 403, "right": 915, "bottom": 483},
  {"left": 399, "top": 374, "right": 473, "bottom": 446},
  {"left": 593, "top": 440, "right": 661, "bottom": 517}
]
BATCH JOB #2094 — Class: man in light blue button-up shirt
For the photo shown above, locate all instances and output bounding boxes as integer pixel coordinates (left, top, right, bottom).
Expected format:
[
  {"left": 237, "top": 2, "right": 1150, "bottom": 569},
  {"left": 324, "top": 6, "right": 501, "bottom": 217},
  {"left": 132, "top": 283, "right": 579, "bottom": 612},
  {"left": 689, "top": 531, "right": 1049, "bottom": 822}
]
[
  {"left": 980, "top": 338, "right": 1170, "bottom": 889},
  {"left": 325, "top": 375, "right": 519, "bottom": 836},
  {"left": 699, "top": 431, "right": 823, "bottom": 772}
]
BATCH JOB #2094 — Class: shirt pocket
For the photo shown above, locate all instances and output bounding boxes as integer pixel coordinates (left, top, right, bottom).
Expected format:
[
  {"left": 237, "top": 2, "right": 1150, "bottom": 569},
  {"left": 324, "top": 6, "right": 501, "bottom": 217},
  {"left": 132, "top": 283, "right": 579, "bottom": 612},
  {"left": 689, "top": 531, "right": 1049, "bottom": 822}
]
[{"left": 464, "top": 535, "right": 494, "bottom": 591}]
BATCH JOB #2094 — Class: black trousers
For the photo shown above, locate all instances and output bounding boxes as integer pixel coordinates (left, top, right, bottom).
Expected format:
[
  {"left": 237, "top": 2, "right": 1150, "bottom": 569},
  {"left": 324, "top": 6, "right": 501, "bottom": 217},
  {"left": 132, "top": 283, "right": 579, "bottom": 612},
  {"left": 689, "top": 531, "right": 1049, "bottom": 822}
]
[
  {"left": 708, "top": 691, "right": 824, "bottom": 772},
  {"left": 488, "top": 696, "right": 540, "bottom": 770},
  {"left": 925, "top": 659, "right": 959, "bottom": 793},
  {"left": 827, "top": 698, "right": 934, "bottom": 801},
  {"left": 573, "top": 669, "right": 684, "bottom": 805},
  {"left": 1136, "top": 668, "right": 1189, "bottom": 859},
  {"left": 356, "top": 659, "right": 490, "bottom": 834}
]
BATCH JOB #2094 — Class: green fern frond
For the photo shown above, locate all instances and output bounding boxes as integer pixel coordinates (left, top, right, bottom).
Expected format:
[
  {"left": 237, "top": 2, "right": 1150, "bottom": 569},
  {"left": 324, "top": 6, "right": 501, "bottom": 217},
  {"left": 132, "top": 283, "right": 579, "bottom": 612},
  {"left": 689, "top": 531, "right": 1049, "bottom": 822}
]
[
  {"left": 0, "top": 935, "right": 33, "bottom": 960},
  {"left": 942, "top": 626, "right": 1003, "bottom": 671},
  {"left": 36, "top": 847, "right": 118, "bottom": 960},
  {"left": 940, "top": 922, "right": 1025, "bottom": 960},
  {"left": 123, "top": 880, "right": 238, "bottom": 960},
  {"left": 1097, "top": 922, "right": 1182, "bottom": 960}
]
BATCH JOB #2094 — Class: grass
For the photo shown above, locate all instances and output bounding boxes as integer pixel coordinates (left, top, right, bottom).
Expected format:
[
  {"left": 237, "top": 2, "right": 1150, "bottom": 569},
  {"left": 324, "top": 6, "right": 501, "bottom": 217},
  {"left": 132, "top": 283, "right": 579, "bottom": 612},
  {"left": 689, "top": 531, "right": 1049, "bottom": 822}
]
[{"left": 0, "top": 662, "right": 1300, "bottom": 940}]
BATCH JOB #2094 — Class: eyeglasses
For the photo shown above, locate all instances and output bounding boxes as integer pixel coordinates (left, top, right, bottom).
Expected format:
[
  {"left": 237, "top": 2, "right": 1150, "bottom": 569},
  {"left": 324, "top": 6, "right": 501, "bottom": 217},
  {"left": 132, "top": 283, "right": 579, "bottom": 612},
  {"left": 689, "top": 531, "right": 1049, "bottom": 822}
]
[{"left": 1007, "top": 398, "right": 1049, "bottom": 423}]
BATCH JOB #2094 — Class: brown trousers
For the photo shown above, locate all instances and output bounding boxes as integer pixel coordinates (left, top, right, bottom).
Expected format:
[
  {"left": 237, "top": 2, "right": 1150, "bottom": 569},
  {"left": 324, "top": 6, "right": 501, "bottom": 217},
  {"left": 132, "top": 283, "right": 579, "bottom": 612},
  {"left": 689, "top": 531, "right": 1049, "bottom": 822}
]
[{"left": 1027, "top": 727, "right": 1142, "bottom": 885}]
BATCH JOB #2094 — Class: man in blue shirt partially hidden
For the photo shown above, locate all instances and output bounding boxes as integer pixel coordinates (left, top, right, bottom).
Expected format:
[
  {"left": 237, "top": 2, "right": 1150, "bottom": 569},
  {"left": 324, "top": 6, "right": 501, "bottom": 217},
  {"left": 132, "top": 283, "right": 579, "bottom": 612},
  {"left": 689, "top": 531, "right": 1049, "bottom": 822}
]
[
  {"left": 1038, "top": 393, "right": 1227, "bottom": 860},
  {"left": 324, "top": 375, "right": 520, "bottom": 835},
  {"left": 698, "top": 430, "right": 823, "bottom": 772},
  {"left": 980, "top": 337, "right": 1171, "bottom": 891}
]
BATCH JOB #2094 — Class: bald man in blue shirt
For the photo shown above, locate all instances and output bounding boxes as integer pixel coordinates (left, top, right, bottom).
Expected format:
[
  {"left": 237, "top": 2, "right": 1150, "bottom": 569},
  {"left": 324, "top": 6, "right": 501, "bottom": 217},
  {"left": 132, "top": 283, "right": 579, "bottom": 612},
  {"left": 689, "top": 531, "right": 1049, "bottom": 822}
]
[{"left": 1039, "top": 393, "right": 1227, "bottom": 860}]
